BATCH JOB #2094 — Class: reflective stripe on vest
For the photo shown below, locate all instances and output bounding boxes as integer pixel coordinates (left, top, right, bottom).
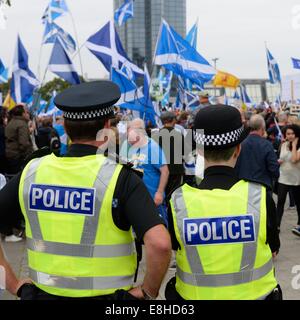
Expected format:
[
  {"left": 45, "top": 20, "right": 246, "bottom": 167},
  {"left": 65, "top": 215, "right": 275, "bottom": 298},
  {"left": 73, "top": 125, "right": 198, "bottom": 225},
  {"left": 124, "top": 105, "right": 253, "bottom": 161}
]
[
  {"left": 29, "top": 269, "right": 134, "bottom": 290},
  {"left": 26, "top": 238, "right": 135, "bottom": 258},
  {"left": 172, "top": 183, "right": 273, "bottom": 286},
  {"left": 176, "top": 258, "right": 273, "bottom": 287}
]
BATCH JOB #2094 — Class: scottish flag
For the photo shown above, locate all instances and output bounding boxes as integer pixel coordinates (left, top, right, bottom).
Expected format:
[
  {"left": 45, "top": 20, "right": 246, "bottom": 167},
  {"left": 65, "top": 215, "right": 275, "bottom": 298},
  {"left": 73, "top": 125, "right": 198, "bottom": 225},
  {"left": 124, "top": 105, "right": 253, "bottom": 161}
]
[
  {"left": 42, "top": 0, "right": 69, "bottom": 24},
  {"left": 43, "top": 22, "right": 76, "bottom": 53},
  {"left": 11, "top": 36, "right": 39, "bottom": 103},
  {"left": 114, "top": 0, "right": 134, "bottom": 27},
  {"left": 186, "top": 20, "right": 198, "bottom": 49},
  {"left": 37, "top": 100, "right": 48, "bottom": 115},
  {"left": 266, "top": 49, "right": 281, "bottom": 84},
  {"left": 233, "top": 90, "right": 240, "bottom": 100},
  {"left": 142, "top": 64, "right": 157, "bottom": 126},
  {"left": 112, "top": 68, "right": 155, "bottom": 115},
  {"left": 86, "top": 21, "right": 144, "bottom": 77},
  {"left": 154, "top": 20, "right": 216, "bottom": 88},
  {"left": 186, "top": 91, "right": 200, "bottom": 110},
  {"left": 175, "top": 77, "right": 186, "bottom": 109},
  {"left": 185, "top": 21, "right": 198, "bottom": 91},
  {"left": 0, "top": 59, "right": 8, "bottom": 83},
  {"left": 292, "top": 57, "right": 300, "bottom": 70},
  {"left": 48, "top": 38, "right": 80, "bottom": 85},
  {"left": 240, "top": 85, "right": 252, "bottom": 104}
]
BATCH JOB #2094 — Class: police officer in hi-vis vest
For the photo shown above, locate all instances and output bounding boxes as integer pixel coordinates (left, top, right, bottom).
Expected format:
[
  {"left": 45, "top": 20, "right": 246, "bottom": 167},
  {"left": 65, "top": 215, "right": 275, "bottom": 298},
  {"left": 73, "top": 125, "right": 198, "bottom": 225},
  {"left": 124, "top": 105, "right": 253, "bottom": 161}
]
[
  {"left": 166, "top": 105, "right": 282, "bottom": 300},
  {"left": 0, "top": 81, "right": 172, "bottom": 300}
]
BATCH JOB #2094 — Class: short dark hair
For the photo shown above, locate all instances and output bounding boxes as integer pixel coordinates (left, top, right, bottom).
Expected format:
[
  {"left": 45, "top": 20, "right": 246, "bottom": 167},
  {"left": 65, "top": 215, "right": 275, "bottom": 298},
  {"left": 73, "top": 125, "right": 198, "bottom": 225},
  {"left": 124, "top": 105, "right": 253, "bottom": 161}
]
[
  {"left": 9, "top": 105, "right": 25, "bottom": 117},
  {"left": 64, "top": 118, "right": 106, "bottom": 141},
  {"left": 204, "top": 146, "right": 237, "bottom": 162}
]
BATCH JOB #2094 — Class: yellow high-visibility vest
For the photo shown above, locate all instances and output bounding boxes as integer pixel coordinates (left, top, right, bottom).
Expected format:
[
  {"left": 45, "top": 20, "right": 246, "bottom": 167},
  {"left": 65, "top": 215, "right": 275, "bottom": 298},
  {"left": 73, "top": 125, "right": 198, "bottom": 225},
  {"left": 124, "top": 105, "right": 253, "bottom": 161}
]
[
  {"left": 19, "top": 154, "right": 137, "bottom": 298},
  {"left": 171, "top": 180, "right": 277, "bottom": 300}
]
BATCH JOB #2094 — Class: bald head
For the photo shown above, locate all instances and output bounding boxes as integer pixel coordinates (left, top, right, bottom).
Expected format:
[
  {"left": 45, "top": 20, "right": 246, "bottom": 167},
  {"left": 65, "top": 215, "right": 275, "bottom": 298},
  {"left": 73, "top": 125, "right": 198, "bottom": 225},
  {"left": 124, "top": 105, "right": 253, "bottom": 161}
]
[
  {"left": 128, "top": 118, "right": 145, "bottom": 130},
  {"left": 249, "top": 115, "right": 266, "bottom": 133},
  {"left": 278, "top": 112, "right": 288, "bottom": 124}
]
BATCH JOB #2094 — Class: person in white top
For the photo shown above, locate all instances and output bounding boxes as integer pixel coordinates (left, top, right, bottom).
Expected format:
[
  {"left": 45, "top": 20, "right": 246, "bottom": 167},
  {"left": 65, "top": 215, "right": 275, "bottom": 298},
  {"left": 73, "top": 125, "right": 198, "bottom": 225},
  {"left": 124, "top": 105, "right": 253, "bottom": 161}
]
[{"left": 277, "top": 125, "right": 300, "bottom": 236}]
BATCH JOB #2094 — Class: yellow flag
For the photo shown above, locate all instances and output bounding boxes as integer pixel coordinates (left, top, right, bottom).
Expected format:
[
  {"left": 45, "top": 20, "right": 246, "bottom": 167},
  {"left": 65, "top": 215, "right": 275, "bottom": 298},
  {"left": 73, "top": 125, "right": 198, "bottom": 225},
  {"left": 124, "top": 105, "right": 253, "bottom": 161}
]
[
  {"left": 213, "top": 70, "right": 240, "bottom": 89},
  {"left": 3, "top": 92, "right": 16, "bottom": 111},
  {"left": 241, "top": 103, "right": 248, "bottom": 111}
]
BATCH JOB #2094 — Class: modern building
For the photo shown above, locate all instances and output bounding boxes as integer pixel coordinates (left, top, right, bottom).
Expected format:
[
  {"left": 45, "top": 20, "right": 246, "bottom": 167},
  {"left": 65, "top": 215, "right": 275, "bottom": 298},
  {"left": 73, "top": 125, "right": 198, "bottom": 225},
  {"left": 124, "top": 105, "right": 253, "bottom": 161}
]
[
  {"left": 114, "top": 0, "right": 186, "bottom": 71},
  {"left": 203, "top": 79, "right": 281, "bottom": 104}
]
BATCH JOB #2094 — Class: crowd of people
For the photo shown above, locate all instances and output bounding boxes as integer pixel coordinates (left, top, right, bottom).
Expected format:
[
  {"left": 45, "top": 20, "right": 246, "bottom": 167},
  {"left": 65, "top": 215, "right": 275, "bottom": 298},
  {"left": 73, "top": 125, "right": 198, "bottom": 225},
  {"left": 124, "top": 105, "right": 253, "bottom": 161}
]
[
  {"left": 0, "top": 104, "right": 62, "bottom": 242},
  {"left": 1, "top": 97, "right": 300, "bottom": 241},
  {"left": 0, "top": 83, "right": 300, "bottom": 300}
]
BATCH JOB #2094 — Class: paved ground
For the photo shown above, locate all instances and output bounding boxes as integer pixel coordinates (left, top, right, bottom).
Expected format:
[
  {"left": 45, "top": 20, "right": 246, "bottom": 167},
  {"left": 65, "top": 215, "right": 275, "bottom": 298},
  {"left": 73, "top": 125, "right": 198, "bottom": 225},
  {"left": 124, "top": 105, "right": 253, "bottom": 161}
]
[{"left": 1, "top": 206, "right": 299, "bottom": 300}]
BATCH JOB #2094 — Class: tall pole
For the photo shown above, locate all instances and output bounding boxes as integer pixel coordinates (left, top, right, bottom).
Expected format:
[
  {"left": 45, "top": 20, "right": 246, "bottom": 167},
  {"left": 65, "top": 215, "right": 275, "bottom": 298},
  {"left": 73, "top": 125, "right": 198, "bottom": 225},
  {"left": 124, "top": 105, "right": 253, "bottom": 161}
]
[
  {"left": 212, "top": 58, "right": 219, "bottom": 97},
  {"left": 69, "top": 11, "right": 84, "bottom": 80}
]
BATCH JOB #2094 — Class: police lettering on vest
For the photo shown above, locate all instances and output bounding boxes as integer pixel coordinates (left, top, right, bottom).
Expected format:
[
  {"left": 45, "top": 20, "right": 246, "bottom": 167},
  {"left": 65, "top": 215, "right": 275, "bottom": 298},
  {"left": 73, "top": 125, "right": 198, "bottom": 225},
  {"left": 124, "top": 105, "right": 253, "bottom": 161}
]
[
  {"left": 183, "top": 215, "right": 255, "bottom": 245},
  {"left": 29, "top": 184, "right": 95, "bottom": 216}
]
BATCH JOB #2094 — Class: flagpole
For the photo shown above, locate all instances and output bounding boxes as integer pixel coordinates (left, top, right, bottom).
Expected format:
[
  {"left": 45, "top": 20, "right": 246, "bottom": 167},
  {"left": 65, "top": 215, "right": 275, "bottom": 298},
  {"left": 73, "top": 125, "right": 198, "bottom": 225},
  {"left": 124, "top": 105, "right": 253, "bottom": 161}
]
[
  {"left": 37, "top": 40, "right": 44, "bottom": 81},
  {"left": 69, "top": 11, "right": 84, "bottom": 80}
]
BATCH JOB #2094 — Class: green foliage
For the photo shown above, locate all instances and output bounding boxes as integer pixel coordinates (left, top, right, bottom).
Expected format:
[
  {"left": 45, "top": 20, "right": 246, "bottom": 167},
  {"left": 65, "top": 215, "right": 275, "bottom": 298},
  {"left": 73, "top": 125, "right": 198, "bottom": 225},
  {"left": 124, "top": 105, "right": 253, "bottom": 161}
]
[
  {"left": 0, "top": 77, "right": 85, "bottom": 104},
  {"left": 0, "top": 79, "right": 10, "bottom": 98},
  {"left": 38, "top": 78, "right": 71, "bottom": 101}
]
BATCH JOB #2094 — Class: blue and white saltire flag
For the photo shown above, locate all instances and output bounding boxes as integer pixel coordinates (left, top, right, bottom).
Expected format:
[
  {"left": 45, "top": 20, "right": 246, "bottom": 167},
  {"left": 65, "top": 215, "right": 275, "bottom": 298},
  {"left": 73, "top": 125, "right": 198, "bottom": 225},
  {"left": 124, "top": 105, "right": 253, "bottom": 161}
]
[
  {"left": 42, "top": 0, "right": 69, "bottom": 24},
  {"left": 48, "top": 38, "right": 80, "bottom": 85},
  {"left": 154, "top": 20, "right": 216, "bottom": 88},
  {"left": 114, "top": 0, "right": 134, "bottom": 27},
  {"left": 86, "top": 21, "right": 144, "bottom": 77},
  {"left": 274, "top": 117, "right": 283, "bottom": 140},
  {"left": 186, "top": 91, "right": 200, "bottom": 110},
  {"left": 36, "top": 100, "right": 48, "bottom": 115},
  {"left": 240, "top": 85, "right": 252, "bottom": 105},
  {"left": 161, "top": 71, "right": 173, "bottom": 107},
  {"left": 11, "top": 36, "right": 39, "bottom": 104},
  {"left": 186, "top": 20, "right": 198, "bottom": 49},
  {"left": 266, "top": 48, "right": 281, "bottom": 84},
  {"left": 275, "top": 95, "right": 282, "bottom": 106},
  {"left": 291, "top": 57, "right": 300, "bottom": 70},
  {"left": 111, "top": 68, "right": 146, "bottom": 112},
  {"left": 0, "top": 59, "right": 8, "bottom": 83},
  {"left": 45, "top": 92, "right": 57, "bottom": 116},
  {"left": 185, "top": 21, "right": 198, "bottom": 91},
  {"left": 43, "top": 22, "right": 76, "bottom": 53},
  {"left": 233, "top": 90, "right": 240, "bottom": 100},
  {"left": 142, "top": 64, "right": 158, "bottom": 126},
  {"left": 175, "top": 76, "right": 186, "bottom": 109}
]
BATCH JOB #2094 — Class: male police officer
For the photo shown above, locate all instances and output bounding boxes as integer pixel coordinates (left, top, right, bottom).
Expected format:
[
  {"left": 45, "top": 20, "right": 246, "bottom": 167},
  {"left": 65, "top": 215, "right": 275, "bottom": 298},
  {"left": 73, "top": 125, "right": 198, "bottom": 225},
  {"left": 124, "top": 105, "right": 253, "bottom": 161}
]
[
  {"left": 166, "top": 105, "right": 281, "bottom": 300},
  {"left": 0, "top": 81, "right": 171, "bottom": 300}
]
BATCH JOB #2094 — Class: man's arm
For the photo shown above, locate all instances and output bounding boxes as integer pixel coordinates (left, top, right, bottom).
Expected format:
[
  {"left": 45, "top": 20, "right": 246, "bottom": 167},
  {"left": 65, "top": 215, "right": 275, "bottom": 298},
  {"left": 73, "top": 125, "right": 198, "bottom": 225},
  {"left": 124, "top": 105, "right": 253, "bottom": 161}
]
[
  {"left": 114, "top": 168, "right": 172, "bottom": 299},
  {"left": 0, "top": 244, "right": 31, "bottom": 295},
  {"left": 154, "top": 165, "right": 169, "bottom": 206},
  {"left": 129, "top": 225, "right": 172, "bottom": 299},
  {"left": 266, "top": 143, "right": 280, "bottom": 180}
]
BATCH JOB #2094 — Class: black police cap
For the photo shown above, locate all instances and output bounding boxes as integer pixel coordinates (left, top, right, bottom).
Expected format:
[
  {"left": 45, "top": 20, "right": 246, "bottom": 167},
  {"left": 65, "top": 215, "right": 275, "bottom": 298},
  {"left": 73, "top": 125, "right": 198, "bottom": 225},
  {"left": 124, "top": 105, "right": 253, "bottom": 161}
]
[
  {"left": 54, "top": 81, "right": 121, "bottom": 121},
  {"left": 193, "top": 104, "right": 250, "bottom": 150}
]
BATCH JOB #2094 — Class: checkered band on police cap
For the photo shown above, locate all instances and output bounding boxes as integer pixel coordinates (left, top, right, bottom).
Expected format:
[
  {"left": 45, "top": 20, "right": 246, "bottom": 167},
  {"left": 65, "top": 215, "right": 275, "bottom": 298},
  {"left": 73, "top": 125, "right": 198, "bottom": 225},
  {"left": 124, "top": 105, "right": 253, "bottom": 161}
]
[
  {"left": 63, "top": 106, "right": 115, "bottom": 120},
  {"left": 194, "top": 126, "right": 244, "bottom": 147}
]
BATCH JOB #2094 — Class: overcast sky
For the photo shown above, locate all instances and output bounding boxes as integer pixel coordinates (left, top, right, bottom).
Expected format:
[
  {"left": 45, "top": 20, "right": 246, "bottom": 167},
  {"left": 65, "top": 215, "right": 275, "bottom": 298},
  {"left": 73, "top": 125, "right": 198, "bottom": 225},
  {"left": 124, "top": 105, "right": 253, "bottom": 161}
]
[{"left": 1, "top": 0, "right": 300, "bottom": 82}]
